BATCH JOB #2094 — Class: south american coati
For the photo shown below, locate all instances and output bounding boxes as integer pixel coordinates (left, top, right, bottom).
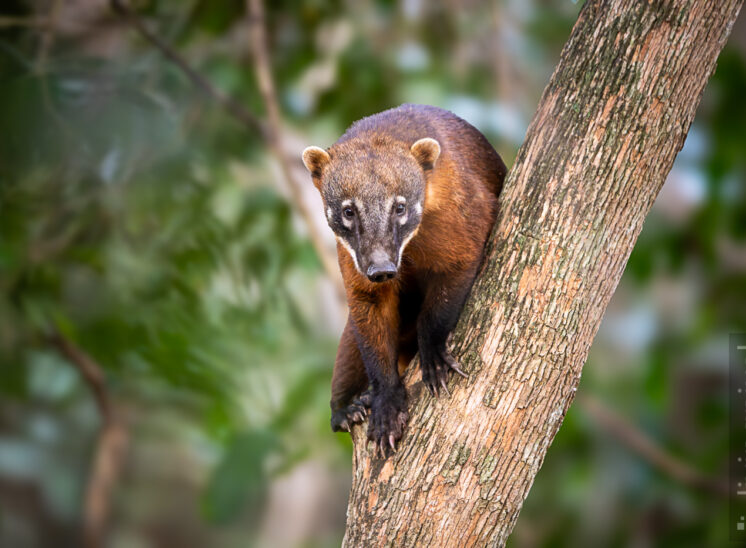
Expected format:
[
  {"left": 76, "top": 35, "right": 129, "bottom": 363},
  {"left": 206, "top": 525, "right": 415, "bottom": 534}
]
[{"left": 302, "top": 104, "right": 506, "bottom": 455}]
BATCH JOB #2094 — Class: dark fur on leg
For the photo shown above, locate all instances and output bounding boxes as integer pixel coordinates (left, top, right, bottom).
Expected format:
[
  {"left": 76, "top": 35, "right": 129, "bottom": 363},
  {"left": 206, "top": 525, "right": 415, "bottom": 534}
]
[
  {"left": 330, "top": 389, "right": 372, "bottom": 432},
  {"left": 367, "top": 385, "right": 408, "bottom": 458},
  {"left": 418, "top": 271, "right": 473, "bottom": 397}
]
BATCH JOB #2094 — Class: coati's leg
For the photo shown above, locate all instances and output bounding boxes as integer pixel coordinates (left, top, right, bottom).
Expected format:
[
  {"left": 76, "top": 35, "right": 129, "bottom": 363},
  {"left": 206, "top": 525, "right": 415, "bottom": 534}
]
[
  {"left": 330, "top": 320, "right": 370, "bottom": 432},
  {"left": 417, "top": 269, "right": 472, "bottom": 397},
  {"left": 349, "top": 286, "right": 408, "bottom": 455}
]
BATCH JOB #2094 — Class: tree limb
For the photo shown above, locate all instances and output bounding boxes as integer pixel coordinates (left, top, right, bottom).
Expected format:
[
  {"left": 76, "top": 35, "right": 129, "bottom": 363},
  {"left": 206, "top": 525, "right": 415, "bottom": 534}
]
[
  {"left": 50, "top": 331, "right": 128, "bottom": 548},
  {"left": 109, "top": 0, "right": 267, "bottom": 138},
  {"left": 34, "top": 0, "right": 60, "bottom": 71},
  {"left": 110, "top": 0, "right": 346, "bottom": 304},
  {"left": 578, "top": 394, "right": 728, "bottom": 498},
  {"left": 0, "top": 16, "right": 50, "bottom": 29},
  {"left": 246, "top": 0, "right": 346, "bottom": 303},
  {"left": 343, "top": 1, "right": 743, "bottom": 545},
  {"left": 50, "top": 332, "right": 113, "bottom": 421}
]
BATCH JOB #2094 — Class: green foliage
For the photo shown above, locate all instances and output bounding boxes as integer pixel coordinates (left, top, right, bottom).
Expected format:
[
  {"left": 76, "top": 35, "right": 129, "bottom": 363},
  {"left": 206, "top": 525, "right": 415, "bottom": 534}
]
[
  {"left": 0, "top": 1, "right": 744, "bottom": 546},
  {"left": 203, "top": 428, "right": 279, "bottom": 524},
  {"left": 0, "top": 9, "right": 338, "bottom": 538}
]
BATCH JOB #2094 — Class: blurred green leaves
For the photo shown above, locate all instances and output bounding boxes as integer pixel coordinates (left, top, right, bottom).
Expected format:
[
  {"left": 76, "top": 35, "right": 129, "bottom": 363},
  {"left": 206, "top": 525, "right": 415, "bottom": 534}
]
[
  {"left": 203, "top": 428, "right": 279, "bottom": 524},
  {"left": 0, "top": 11, "right": 338, "bottom": 536},
  {"left": 0, "top": 1, "right": 744, "bottom": 546}
]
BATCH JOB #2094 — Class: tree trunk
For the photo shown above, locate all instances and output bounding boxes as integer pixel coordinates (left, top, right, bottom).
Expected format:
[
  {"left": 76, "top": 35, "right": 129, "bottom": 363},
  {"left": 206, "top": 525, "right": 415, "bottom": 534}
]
[{"left": 343, "top": 1, "right": 743, "bottom": 546}]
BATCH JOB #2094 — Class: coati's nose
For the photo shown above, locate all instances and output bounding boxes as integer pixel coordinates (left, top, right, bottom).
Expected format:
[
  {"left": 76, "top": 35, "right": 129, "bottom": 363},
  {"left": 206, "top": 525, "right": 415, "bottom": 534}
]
[{"left": 366, "top": 261, "right": 397, "bottom": 283}]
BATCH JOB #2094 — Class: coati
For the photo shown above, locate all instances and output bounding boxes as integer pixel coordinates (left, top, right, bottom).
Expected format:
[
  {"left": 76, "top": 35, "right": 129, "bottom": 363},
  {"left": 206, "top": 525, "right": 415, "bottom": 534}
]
[{"left": 302, "top": 104, "right": 506, "bottom": 456}]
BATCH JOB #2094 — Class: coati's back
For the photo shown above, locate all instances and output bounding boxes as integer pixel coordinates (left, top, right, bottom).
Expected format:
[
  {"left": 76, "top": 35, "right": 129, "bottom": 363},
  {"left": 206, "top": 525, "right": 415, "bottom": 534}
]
[{"left": 335, "top": 104, "right": 506, "bottom": 201}]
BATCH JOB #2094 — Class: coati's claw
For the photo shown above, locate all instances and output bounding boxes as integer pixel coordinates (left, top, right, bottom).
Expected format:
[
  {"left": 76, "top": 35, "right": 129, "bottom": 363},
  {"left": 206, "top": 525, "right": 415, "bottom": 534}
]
[
  {"left": 421, "top": 346, "right": 464, "bottom": 398},
  {"left": 440, "top": 378, "right": 450, "bottom": 397},
  {"left": 330, "top": 395, "right": 371, "bottom": 433},
  {"left": 367, "top": 391, "right": 408, "bottom": 458},
  {"left": 443, "top": 352, "right": 468, "bottom": 378}
]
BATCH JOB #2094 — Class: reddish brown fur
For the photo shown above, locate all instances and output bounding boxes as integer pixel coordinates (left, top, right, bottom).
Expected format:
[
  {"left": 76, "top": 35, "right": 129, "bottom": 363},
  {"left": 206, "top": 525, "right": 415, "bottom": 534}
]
[{"left": 305, "top": 104, "right": 506, "bottom": 453}]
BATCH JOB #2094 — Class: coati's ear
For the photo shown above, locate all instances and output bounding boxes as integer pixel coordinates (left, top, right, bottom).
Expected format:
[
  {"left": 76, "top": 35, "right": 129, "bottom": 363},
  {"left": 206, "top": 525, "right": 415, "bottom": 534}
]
[
  {"left": 410, "top": 138, "right": 441, "bottom": 171},
  {"left": 302, "top": 146, "right": 331, "bottom": 188}
]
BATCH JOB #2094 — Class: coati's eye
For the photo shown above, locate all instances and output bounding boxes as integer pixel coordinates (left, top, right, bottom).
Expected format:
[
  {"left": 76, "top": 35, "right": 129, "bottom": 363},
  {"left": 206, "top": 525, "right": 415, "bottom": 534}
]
[
  {"left": 343, "top": 206, "right": 355, "bottom": 219},
  {"left": 395, "top": 203, "right": 406, "bottom": 216}
]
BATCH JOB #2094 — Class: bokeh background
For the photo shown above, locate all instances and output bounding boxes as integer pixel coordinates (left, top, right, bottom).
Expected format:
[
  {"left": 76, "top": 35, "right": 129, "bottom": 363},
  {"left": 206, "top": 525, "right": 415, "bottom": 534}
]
[{"left": 1, "top": 1, "right": 744, "bottom": 547}]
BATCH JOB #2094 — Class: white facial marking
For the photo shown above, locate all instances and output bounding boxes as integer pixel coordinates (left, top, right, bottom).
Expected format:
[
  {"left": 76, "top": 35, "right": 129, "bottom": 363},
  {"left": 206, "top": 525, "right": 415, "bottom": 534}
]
[
  {"left": 415, "top": 202, "right": 423, "bottom": 215},
  {"left": 397, "top": 227, "right": 419, "bottom": 268},
  {"left": 326, "top": 207, "right": 333, "bottom": 221},
  {"left": 336, "top": 236, "right": 361, "bottom": 273},
  {"left": 353, "top": 198, "right": 365, "bottom": 216},
  {"left": 395, "top": 195, "right": 406, "bottom": 204}
]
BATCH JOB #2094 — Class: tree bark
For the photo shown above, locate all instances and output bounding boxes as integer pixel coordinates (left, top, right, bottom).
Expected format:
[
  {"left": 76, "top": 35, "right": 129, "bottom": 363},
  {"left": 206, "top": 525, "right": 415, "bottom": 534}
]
[{"left": 343, "top": 1, "right": 743, "bottom": 546}]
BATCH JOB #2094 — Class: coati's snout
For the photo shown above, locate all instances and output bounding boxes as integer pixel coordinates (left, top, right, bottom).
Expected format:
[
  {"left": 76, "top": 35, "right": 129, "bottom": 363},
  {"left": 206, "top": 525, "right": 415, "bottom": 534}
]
[
  {"left": 328, "top": 197, "right": 409, "bottom": 283},
  {"left": 365, "top": 247, "right": 397, "bottom": 283},
  {"left": 367, "top": 264, "right": 396, "bottom": 283},
  {"left": 301, "top": 137, "right": 441, "bottom": 282}
]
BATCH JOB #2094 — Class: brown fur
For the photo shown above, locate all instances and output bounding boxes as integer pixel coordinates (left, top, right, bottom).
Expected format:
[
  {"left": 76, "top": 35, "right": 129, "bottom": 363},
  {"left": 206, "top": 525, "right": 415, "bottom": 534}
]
[{"left": 304, "top": 104, "right": 506, "bottom": 454}]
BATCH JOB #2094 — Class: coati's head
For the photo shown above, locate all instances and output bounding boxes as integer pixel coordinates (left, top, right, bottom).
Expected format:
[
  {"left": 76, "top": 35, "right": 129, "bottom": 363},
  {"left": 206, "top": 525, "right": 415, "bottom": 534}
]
[{"left": 302, "top": 136, "right": 440, "bottom": 283}]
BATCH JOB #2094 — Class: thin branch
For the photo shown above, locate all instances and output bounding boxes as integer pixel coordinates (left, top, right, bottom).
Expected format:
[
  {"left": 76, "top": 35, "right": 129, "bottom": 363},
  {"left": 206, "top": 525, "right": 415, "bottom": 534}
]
[
  {"left": 50, "top": 331, "right": 128, "bottom": 548},
  {"left": 109, "top": 0, "right": 267, "bottom": 138},
  {"left": 111, "top": 0, "right": 345, "bottom": 302},
  {"left": 246, "top": 0, "right": 346, "bottom": 303},
  {"left": 578, "top": 394, "right": 728, "bottom": 498},
  {"left": 490, "top": 3, "right": 516, "bottom": 103},
  {"left": 34, "top": 0, "right": 60, "bottom": 71},
  {"left": 30, "top": 1, "right": 86, "bottom": 149},
  {"left": 50, "top": 331, "right": 113, "bottom": 421},
  {"left": 0, "top": 16, "right": 50, "bottom": 29}
]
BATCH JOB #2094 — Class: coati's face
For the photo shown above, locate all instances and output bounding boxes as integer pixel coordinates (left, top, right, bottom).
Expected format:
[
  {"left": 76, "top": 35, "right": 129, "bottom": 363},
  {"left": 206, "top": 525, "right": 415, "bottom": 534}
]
[{"left": 302, "top": 137, "right": 440, "bottom": 282}]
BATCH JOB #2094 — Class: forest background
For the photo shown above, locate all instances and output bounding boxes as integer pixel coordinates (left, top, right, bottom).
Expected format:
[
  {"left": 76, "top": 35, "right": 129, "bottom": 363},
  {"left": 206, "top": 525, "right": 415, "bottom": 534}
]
[{"left": 1, "top": 0, "right": 745, "bottom": 546}]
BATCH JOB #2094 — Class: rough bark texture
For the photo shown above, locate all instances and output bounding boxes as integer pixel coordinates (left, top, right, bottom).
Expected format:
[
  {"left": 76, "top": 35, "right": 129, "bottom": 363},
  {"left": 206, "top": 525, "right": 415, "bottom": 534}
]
[{"left": 343, "top": 1, "right": 743, "bottom": 546}]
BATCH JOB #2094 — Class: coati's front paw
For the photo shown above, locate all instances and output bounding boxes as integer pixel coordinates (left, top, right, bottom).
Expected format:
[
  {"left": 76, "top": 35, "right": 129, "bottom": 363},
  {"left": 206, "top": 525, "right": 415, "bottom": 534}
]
[
  {"left": 330, "top": 391, "right": 372, "bottom": 432},
  {"left": 367, "top": 388, "right": 408, "bottom": 457},
  {"left": 420, "top": 345, "right": 468, "bottom": 397}
]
